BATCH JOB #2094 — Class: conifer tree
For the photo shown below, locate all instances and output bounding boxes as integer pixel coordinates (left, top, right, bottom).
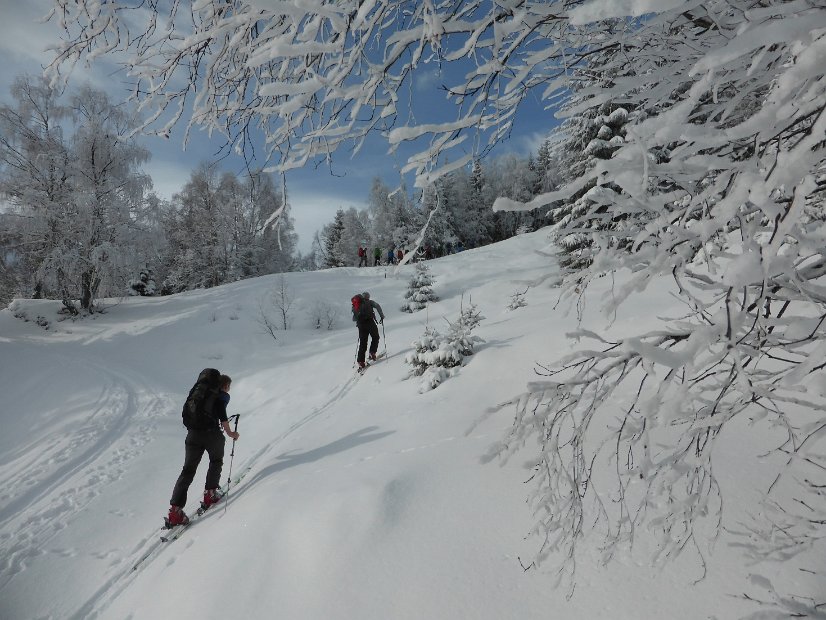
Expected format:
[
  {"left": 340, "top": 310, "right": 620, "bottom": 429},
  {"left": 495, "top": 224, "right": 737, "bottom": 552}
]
[
  {"left": 322, "top": 209, "right": 346, "bottom": 268},
  {"left": 401, "top": 262, "right": 438, "bottom": 313}
]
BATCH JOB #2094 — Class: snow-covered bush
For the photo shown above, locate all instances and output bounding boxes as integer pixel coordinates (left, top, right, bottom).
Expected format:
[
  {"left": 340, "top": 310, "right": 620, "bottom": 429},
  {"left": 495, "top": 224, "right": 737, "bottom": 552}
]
[
  {"left": 401, "top": 262, "right": 438, "bottom": 313},
  {"left": 507, "top": 289, "right": 528, "bottom": 311},
  {"left": 404, "top": 325, "right": 443, "bottom": 378},
  {"left": 405, "top": 301, "right": 484, "bottom": 392},
  {"left": 446, "top": 301, "right": 484, "bottom": 357},
  {"left": 129, "top": 270, "right": 156, "bottom": 296}
]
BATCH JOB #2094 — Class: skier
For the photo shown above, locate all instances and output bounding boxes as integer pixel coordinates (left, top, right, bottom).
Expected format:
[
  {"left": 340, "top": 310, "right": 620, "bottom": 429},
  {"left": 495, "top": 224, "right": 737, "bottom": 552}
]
[
  {"left": 167, "top": 372, "right": 240, "bottom": 526},
  {"left": 373, "top": 246, "right": 382, "bottom": 266},
  {"left": 351, "top": 291, "right": 385, "bottom": 369},
  {"left": 387, "top": 248, "right": 396, "bottom": 264},
  {"left": 357, "top": 245, "right": 368, "bottom": 267}
]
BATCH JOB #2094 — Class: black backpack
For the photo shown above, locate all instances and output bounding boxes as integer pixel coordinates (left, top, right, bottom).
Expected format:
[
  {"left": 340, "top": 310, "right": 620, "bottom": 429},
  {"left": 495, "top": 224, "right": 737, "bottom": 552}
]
[
  {"left": 351, "top": 294, "right": 372, "bottom": 322},
  {"left": 182, "top": 368, "right": 221, "bottom": 430}
]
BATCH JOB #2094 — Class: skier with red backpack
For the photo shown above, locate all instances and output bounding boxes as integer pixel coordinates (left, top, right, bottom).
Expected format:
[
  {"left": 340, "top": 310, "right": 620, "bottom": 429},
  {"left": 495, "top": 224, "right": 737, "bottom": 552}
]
[
  {"left": 351, "top": 291, "right": 385, "bottom": 370},
  {"left": 166, "top": 369, "right": 240, "bottom": 527}
]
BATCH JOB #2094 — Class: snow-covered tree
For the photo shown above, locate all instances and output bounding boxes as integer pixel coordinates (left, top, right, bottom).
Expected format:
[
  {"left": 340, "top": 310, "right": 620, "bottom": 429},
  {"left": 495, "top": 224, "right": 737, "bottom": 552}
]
[
  {"left": 246, "top": 172, "right": 295, "bottom": 275},
  {"left": 162, "top": 165, "right": 224, "bottom": 293},
  {"left": 161, "top": 166, "right": 293, "bottom": 291},
  {"left": 338, "top": 207, "right": 370, "bottom": 267},
  {"left": 0, "top": 75, "right": 73, "bottom": 301},
  {"left": 64, "top": 86, "right": 151, "bottom": 310},
  {"left": 404, "top": 298, "right": 484, "bottom": 392},
  {"left": 548, "top": 61, "right": 633, "bottom": 271},
  {"left": 404, "top": 325, "right": 441, "bottom": 378},
  {"left": 488, "top": 3, "right": 826, "bottom": 611},
  {"left": 0, "top": 241, "right": 17, "bottom": 307},
  {"left": 419, "top": 182, "right": 457, "bottom": 255},
  {"left": 129, "top": 269, "right": 156, "bottom": 296},
  {"left": 507, "top": 289, "right": 528, "bottom": 311},
  {"left": 452, "top": 160, "right": 494, "bottom": 249},
  {"left": 444, "top": 299, "right": 484, "bottom": 358},
  {"left": 401, "top": 262, "right": 438, "bottom": 313},
  {"left": 0, "top": 76, "right": 151, "bottom": 311},
  {"left": 368, "top": 178, "right": 399, "bottom": 250},
  {"left": 320, "top": 209, "right": 347, "bottom": 268}
]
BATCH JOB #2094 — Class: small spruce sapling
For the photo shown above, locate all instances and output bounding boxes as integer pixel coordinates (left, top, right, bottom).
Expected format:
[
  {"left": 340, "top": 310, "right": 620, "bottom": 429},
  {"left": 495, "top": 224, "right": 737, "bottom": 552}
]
[
  {"left": 404, "top": 325, "right": 441, "bottom": 377},
  {"left": 404, "top": 298, "right": 485, "bottom": 392},
  {"left": 401, "top": 262, "right": 438, "bottom": 312},
  {"left": 507, "top": 288, "right": 528, "bottom": 311}
]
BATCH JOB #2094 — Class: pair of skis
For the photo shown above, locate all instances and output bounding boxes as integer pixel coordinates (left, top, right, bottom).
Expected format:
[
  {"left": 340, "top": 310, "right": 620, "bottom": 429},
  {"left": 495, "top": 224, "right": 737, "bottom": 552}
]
[
  {"left": 357, "top": 351, "right": 386, "bottom": 373},
  {"left": 160, "top": 491, "right": 224, "bottom": 542},
  {"left": 132, "top": 461, "right": 251, "bottom": 572}
]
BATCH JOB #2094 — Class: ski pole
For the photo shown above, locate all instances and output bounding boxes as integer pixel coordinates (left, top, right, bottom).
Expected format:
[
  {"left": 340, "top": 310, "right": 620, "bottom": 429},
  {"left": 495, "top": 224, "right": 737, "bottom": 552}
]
[
  {"left": 224, "top": 414, "right": 240, "bottom": 512},
  {"left": 381, "top": 320, "right": 387, "bottom": 357}
]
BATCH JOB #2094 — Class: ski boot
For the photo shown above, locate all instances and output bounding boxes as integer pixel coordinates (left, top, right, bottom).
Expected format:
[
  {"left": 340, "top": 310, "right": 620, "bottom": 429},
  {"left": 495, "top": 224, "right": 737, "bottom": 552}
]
[
  {"left": 165, "top": 505, "right": 190, "bottom": 528},
  {"left": 201, "top": 488, "right": 222, "bottom": 511}
]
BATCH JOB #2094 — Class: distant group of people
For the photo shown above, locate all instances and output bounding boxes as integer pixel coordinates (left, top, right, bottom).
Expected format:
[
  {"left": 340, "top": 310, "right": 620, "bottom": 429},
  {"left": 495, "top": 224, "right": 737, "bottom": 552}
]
[
  {"left": 357, "top": 241, "right": 464, "bottom": 266},
  {"left": 419, "top": 241, "right": 464, "bottom": 260},
  {"left": 357, "top": 245, "right": 406, "bottom": 267}
]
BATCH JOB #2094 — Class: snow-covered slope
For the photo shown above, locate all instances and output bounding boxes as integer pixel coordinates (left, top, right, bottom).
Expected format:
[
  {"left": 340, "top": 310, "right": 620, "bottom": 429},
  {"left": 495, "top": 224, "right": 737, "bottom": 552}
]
[{"left": 0, "top": 231, "right": 778, "bottom": 619}]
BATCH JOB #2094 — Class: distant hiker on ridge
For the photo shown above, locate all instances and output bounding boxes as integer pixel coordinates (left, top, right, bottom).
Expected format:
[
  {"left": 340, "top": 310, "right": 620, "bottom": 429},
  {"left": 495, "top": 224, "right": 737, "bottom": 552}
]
[
  {"left": 167, "top": 370, "right": 239, "bottom": 527},
  {"left": 351, "top": 291, "right": 385, "bottom": 370}
]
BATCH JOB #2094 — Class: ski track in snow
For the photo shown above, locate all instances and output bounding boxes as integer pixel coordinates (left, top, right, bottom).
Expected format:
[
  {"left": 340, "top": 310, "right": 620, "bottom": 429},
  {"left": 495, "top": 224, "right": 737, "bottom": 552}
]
[
  {"left": 0, "top": 356, "right": 172, "bottom": 593},
  {"left": 71, "top": 363, "right": 375, "bottom": 619}
]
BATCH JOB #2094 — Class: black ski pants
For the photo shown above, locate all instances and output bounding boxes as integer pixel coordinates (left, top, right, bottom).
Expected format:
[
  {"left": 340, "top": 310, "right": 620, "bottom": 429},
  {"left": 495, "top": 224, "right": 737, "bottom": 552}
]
[
  {"left": 357, "top": 320, "right": 380, "bottom": 363},
  {"left": 170, "top": 428, "right": 225, "bottom": 507}
]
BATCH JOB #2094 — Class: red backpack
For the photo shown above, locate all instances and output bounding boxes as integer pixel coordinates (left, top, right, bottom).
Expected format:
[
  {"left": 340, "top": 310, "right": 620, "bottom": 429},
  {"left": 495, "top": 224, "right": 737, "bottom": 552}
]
[
  {"left": 358, "top": 247, "right": 365, "bottom": 257},
  {"left": 351, "top": 294, "right": 371, "bottom": 321}
]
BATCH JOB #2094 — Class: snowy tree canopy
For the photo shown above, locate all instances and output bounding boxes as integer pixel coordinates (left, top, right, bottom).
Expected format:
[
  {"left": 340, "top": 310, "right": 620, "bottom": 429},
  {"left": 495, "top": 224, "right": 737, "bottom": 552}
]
[{"left": 48, "top": 0, "right": 591, "bottom": 186}]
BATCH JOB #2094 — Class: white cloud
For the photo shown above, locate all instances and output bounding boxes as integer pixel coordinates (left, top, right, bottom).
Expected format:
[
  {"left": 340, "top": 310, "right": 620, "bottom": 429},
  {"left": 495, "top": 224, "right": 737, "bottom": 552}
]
[
  {"left": 142, "top": 157, "right": 192, "bottom": 201},
  {"left": 289, "top": 188, "right": 367, "bottom": 253},
  {"left": 0, "top": 0, "right": 57, "bottom": 65},
  {"left": 0, "top": 0, "right": 123, "bottom": 97},
  {"left": 414, "top": 67, "right": 442, "bottom": 92}
]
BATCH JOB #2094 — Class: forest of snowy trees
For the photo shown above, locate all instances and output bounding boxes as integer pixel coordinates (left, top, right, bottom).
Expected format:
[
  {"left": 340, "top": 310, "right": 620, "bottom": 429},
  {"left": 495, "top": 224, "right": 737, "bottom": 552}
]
[
  {"left": 3, "top": 0, "right": 825, "bottom": 615},
  {"left": 0, "top": 76, "right": 297, "bottom": 310},
  {"left": 313, "top": 150, "right": 554, "bottom": 269}
]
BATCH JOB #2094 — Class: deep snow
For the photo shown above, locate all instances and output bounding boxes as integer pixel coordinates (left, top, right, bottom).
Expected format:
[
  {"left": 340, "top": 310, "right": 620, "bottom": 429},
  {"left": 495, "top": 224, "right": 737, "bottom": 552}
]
[{"left": 0, "top": 231, "right": 799, "bottom": 619}]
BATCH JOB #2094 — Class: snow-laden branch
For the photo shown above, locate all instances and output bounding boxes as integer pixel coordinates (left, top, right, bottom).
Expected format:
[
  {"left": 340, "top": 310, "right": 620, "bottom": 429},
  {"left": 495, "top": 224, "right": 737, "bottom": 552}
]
[{"left": 46, "top": 0, "right": 572, "bottom": 184}]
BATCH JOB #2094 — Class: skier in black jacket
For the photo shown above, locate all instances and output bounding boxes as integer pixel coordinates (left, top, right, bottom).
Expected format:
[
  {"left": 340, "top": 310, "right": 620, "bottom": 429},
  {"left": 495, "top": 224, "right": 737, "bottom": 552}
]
[
  {"left": 167, "top": 373, "right": 240, "bottom": 527},
  {"left": 351, "top": 291, "right": 385, "bottom": 369}
]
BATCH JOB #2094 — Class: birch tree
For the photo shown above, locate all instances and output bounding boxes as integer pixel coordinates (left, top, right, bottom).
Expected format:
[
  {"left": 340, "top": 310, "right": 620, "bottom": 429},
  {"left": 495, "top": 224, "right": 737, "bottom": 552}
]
[{"left": 1, "top": 76, "right": 151, "bottom": 311}]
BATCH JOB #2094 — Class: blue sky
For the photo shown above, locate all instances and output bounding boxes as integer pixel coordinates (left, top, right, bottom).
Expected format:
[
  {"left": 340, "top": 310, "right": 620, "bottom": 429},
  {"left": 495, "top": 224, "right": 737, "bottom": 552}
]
[{"left": 0, "top": 0, "right": 553, "bottom": 251}]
